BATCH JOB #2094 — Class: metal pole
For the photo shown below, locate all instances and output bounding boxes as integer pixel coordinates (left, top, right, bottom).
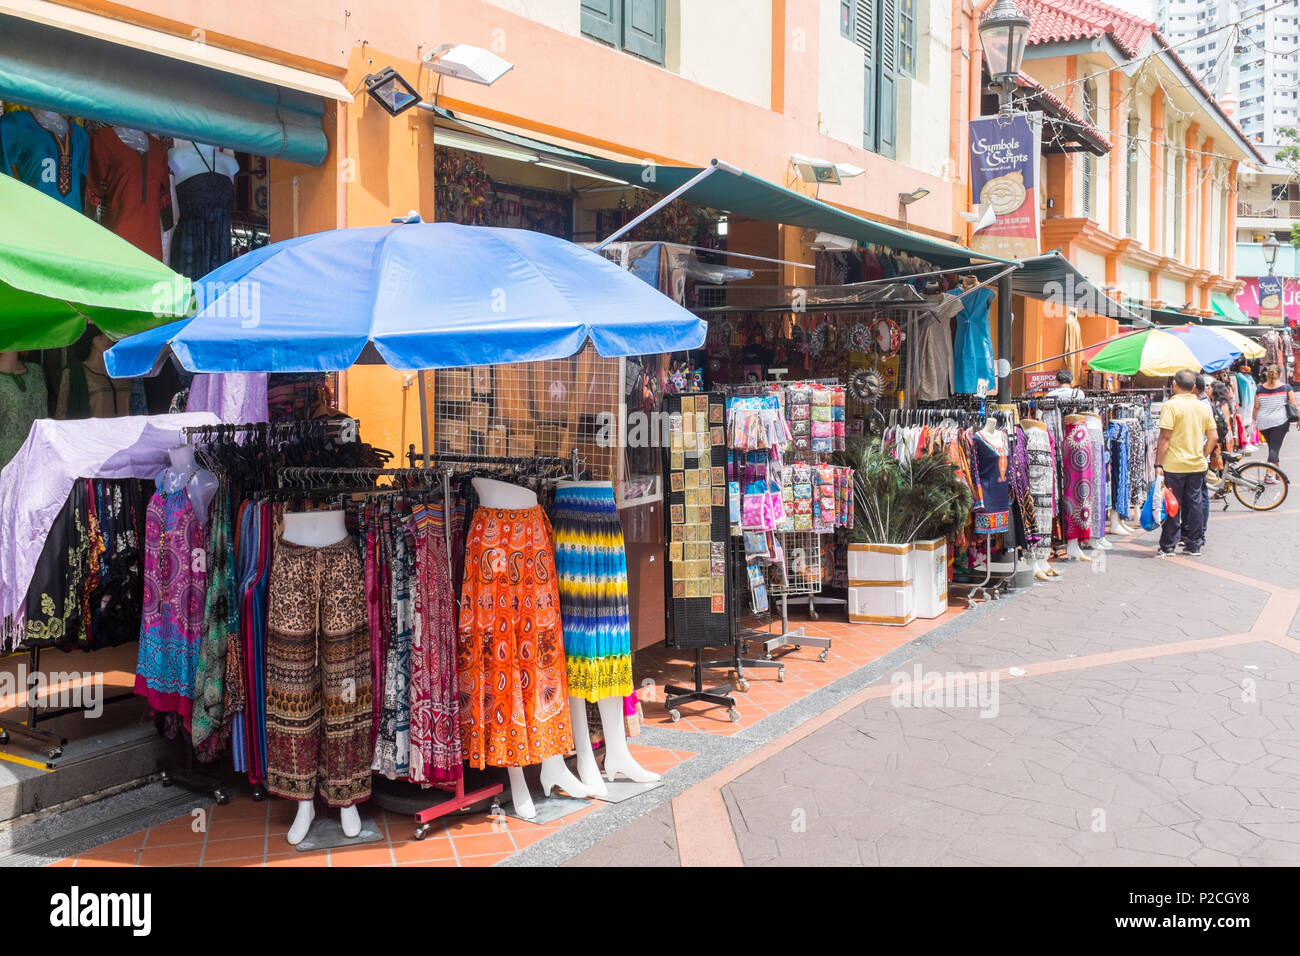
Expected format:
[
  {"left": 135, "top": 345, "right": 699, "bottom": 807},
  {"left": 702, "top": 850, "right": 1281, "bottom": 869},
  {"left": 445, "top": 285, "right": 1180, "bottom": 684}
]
[
  {"left": 593, "top": 159, "right": 743, "bottom": 251},
  {"left": 997, "top": 272, "right": 1013, "bottom": 401},
  {"left": 418, "top": 369, "right": 430, "bottom": 466}
]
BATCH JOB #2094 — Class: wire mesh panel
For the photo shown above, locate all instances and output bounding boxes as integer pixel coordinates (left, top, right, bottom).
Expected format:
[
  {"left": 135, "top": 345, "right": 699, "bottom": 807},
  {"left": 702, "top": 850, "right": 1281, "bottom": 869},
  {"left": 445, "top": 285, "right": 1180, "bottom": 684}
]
[
  {"left": 425, "top": 343, "right": 621, "bottom": 480},
  {"left": 663, "top": 391, "right": 732, "bottom": 649},
  {"left": 769, "top": 531, "right": 822, "bottom": 597}
]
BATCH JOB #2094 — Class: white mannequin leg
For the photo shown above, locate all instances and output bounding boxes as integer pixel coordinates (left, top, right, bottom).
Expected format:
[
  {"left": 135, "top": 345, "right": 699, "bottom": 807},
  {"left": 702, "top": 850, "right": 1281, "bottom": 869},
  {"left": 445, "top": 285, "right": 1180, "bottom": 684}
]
[
  {"left": 339, "top": 805, "right": 361, "bottom": 838},
  {"left": 1108, "top": 511, "right": 1130, "bottom": 536},
  {"left": 507, "top": 766, "right": 537, "bottom": 820},
  {"left": 1096, "top": 535, "right": 1114, "bottom": 550},
  {"left": 597, "top": 695, "right": 660, "bottom": 783},
  {"left": 1066, "top": 539, "right": 1092, "bottom": 561},
  {"left": 538, "top": 754, "right": 595, "bottom": 799},
  {"left": 286, "top": 800, "right": 315, "bottom": 845},
  {"left": 569, "top": 696, "right": 609, "bottom": 797}
]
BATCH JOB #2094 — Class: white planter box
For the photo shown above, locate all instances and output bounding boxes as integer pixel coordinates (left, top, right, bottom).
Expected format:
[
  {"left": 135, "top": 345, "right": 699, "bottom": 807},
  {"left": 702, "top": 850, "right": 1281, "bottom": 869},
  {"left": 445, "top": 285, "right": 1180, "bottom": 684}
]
[
  {"left": 910, "top": 537, "right": 948, "bottom": 619},
  {"left": 848, "top": 542, "right": 916, "bottom": 626}
]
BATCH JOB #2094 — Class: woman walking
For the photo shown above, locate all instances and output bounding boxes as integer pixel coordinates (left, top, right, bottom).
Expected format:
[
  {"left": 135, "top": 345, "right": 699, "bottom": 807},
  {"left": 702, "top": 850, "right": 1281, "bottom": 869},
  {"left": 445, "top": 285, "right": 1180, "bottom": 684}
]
[{"left": 1253, "top": 364, "right": 1299, "bottom": 480}]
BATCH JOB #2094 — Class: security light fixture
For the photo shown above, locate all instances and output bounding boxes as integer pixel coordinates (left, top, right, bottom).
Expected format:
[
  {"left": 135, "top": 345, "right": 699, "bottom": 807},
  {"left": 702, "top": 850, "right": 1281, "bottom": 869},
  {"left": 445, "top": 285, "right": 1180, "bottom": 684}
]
[
  {"left": 898, "top": 188, "right": 930, "bottom": 205},
  {"left": 791, "top": 153, "right": 866, "bottom": 185},
  {"left": 423, "top": 43, "right": 514, "bottom": 87},
  {"left": 979, "top": 0, "right": 1032, "bottom": 114},
  {"left": 364, "top": 67, "right": 421, "bottom": 117}
]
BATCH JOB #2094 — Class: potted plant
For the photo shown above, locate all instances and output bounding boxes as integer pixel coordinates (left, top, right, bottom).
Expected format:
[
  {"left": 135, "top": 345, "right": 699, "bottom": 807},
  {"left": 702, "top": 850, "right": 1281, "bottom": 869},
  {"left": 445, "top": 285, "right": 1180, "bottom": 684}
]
[{"left": 839, "top": 438, "right": 972, "bottom": 625}]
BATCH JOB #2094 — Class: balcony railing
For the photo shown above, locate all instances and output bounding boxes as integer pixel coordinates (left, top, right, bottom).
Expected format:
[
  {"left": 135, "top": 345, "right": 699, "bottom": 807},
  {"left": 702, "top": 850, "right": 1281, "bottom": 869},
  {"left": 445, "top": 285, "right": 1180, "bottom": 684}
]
[{"left": 1238, "top": 200, "right": 1300, "bottom": 219}]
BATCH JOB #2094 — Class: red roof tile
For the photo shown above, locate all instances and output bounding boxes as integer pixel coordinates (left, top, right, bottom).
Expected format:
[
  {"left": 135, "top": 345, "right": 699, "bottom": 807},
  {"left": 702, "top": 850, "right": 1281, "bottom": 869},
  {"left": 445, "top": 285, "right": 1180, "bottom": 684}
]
[{"left": 1021, "top": 0, "right": 1156, "bottom": 59}]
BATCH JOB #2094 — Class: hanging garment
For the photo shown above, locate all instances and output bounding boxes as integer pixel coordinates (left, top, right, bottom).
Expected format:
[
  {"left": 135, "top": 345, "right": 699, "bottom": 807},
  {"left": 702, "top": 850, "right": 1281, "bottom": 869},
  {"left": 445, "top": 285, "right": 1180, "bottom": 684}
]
[
  {"left": 171, "top": 171, "right": 233, "bottom": 280},
  {"left": 1064, "top": 312, "right": 1084, "bottom": 386},
  {"left": 971, "top": 430, "right": 1011, "bottom": 534},
  {"left": 264, "top": 536, "right": 373, "bottom": 807},
  {"left": 1062, "top": 419, "right": 1094, "bottom": 541},
  {"left": 1125, "top": 420, "right": 1147, "bottom": 512},
  {"left": 134, "top": 475, "right": 207, "bottom": 729},
  {"left": 23, "top": 480, "right": 90, "bottom": 648},
  {"left": 1009, "top": 427, "right": 1038, "bottom": 552},
  {"left": 0, "top": 110, "right": 88, "bottom": 210},
  {"left": 458, "top": 506, "right": 573, "bottom": 769},
  {"left": 56, "top": 339, "right": 133, "bottom": 419},
  {"left": 914, "top": 296, "right": 961, "bottom": 401},
  {"left": 1023, "top": 424, "right": 1056, "bottom": 558},
  {"left": 406, "top": 503, "right": 462, "bottom": 785},
  {"left": 192, "top": 486, "right": 232, "bottom": 758},
  {"left": 372, "top": 510, "right": 413, "bottom": 780},
  {"left": 551, "top": 483, "right": 634, "bottom": 703},
  {"left": 0, "top": 362, "right": 48, "bottom": 471},
  {"left": 953, "top": 287, "right": 996, "bottom": 395},
  {"left": 1085, "top": 415, "right": 1107, "bottom": 539},
  {"left": 85, "top": 127, "right": 171, "bottom": 258},
  {"left": 1108, "top": 422, "right": 1132, "bottom": 521}
]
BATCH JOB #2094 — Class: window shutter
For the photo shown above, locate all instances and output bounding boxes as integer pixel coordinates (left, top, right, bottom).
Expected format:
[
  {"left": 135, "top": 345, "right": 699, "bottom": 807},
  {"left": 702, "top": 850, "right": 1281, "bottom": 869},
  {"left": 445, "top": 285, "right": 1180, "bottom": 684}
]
[
  {"left": 877, "top": 0, "right": 898, "bottom": 159},
  {"left": 856, "top": 0, "right": 876, "bottom": 149},
  {"left": 623, "top": 0, "right": 666, "bottom": 65},
  {"left": 580, "top": 0, "right": 621, "bottom": 46}
]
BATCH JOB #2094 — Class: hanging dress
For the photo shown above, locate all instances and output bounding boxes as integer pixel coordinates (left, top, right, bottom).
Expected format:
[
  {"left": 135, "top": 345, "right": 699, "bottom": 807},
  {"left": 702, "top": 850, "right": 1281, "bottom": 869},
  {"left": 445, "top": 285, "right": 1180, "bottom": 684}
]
[
  {"left": 1023, "top": 424, "right": 1056, "bottom": 559},
  {"left": 953, "top": 287, "right": 996, "bottom": 395},
  {"left": 971, "top": 430, "right": 1011, "bottom": 535},
  {"left": 1062, "top": 418, "right": 1094, "bottom": 542},
  {"left": 457, "top": 506, "right": 573, "bottom": 769},
  {"left": 171, "top": 146, "right": 233, "bottom": 280},
  {"left": 135, "top": 470, "right": 207, "bottom": 730}
]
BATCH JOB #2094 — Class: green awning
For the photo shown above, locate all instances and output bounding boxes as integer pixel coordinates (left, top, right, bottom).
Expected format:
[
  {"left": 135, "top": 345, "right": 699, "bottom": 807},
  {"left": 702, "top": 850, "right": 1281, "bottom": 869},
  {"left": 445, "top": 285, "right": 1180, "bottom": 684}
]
[
  {"left": 433, "top": 107, "right": 1013, "bottom": 268},
  {"left": 0, "top": 13, "right": 331, "bottom": 164},
  {"left": 1011, "top": 253, "right": 1145, "bottom": 322},
  {"left": 1210, "top": 292, "right": 1249, "bottom": 324}
]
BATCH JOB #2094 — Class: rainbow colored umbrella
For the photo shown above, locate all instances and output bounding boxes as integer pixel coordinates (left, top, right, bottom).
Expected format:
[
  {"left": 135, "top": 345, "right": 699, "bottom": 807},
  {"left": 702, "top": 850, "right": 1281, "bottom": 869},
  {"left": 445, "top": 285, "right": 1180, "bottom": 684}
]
[
  {"left": 1200, "top": 325, "right": 1264, "bottom": 360},
  {"left": 1086, "top": 325, "right": 1242, "bottom": 375}
]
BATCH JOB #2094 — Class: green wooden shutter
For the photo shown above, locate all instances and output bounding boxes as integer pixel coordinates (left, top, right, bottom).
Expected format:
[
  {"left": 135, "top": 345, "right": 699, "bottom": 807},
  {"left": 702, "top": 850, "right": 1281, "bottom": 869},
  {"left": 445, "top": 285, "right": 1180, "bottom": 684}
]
[
  {"left": 856, "top": 0, "right": 876, "bottom": 149},
  {"left": 876, "top": 0, "right": 898, "bottom": 159},
  {"left": 581, "top": 0, "right": 621, "bottom": 45},
  {"left": 623, "top": 0, "right": 666, "bottom": 64}
]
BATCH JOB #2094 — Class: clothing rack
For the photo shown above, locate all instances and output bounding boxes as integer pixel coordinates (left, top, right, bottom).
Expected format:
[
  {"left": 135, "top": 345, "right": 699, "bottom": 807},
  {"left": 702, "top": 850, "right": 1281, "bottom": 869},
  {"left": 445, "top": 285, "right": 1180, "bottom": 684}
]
[{"left": 406, "top": 445, "right": 586, "bottom": 479}]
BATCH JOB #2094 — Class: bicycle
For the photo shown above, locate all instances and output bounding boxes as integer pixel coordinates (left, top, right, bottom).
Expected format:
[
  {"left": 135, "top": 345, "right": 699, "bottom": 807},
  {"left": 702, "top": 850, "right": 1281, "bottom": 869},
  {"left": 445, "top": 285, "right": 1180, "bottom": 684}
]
[{"left": 1208, "top": 451, "right": 1289, "bottom": 511}]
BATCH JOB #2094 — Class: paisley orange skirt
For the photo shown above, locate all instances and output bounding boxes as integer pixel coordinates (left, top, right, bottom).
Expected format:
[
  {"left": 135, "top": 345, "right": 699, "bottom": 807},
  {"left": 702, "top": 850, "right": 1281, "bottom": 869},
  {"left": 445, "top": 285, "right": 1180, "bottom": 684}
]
[{"left": 457, "top": 506, "right": 574, "bottom": 768}]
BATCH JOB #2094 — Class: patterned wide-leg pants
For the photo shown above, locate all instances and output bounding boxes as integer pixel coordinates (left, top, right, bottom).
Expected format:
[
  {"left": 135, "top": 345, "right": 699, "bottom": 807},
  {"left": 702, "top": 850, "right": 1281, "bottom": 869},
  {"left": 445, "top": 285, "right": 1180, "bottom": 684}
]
[{"left": 265, "top": 537, "right": 373, "bottom": 807}]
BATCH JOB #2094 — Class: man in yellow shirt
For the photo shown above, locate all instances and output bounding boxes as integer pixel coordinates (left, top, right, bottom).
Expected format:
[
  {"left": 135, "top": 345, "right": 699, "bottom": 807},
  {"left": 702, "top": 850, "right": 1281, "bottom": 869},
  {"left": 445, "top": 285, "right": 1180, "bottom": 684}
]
[{"left": 1155, "top": 369, "right": 1219, "bottom": 557}]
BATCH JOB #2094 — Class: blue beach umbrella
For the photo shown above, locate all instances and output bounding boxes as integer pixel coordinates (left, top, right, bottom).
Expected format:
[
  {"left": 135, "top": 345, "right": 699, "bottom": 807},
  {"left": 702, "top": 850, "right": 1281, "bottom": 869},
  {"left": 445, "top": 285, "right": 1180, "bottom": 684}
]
[{"left": 105, "top": 220, "right": 706, "bottom": 376}]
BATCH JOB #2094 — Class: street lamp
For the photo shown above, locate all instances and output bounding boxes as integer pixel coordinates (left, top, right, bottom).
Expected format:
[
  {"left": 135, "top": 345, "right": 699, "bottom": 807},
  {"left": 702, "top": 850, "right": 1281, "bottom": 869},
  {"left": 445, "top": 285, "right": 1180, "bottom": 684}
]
[
  {"left": 1263, "top": 234, "right": 1281, "bottom": 275},
  {"left": 979, "top": 0, "right": 1033, "bottom": 115}
]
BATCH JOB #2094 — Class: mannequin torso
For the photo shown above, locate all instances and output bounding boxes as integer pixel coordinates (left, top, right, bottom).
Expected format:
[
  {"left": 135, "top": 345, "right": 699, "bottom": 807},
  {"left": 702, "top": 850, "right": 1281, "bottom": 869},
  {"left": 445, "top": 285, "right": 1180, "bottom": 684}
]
[
  {"left": 168, "top": 140, "right": 238, "bottom": 183},
  {"left": 113, "top": 126, "right": 149, "bottom": 153},
  {"left": 473, "top": 476, "right": 538, "bottom": 509},
  {"left": 160, "top": 445, "right": 218, "bottom": 526},
  {"left": 281, "top": 510, "right": 348, "bottom": 548},
  {"left": 31, "top": 109, "right": 69, "bottom": 137}
]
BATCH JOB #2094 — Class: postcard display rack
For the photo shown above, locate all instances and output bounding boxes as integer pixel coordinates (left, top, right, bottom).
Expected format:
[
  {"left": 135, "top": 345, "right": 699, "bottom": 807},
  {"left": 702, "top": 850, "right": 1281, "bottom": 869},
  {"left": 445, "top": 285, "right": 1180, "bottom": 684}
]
[
  {"left": 727, "top": 382, "right": 855, "bottom": 671},
  {"left": 661, "top": 391, "right": 740, "bottom": 722}
]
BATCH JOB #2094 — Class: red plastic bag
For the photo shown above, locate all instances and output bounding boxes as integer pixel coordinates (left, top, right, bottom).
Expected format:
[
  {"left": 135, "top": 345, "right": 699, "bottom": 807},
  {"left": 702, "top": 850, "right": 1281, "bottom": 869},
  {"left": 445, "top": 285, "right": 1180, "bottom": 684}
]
[{"left": 1163, "top": 486, "right": 1180, "bottom": 518}]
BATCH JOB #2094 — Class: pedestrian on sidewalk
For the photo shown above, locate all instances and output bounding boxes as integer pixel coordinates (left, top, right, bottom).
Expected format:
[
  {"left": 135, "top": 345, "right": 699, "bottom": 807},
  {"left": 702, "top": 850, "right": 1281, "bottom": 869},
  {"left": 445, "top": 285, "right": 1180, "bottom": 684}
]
[
  {"left": 1155, "top": 369, "right": 1218, "bottom": 557},
  {"left": 1252, "top": 364, "right": 1298, "bottom": 480},
  {"left": 1045, "top": 369, "right": 1084, "bottom": 401}
]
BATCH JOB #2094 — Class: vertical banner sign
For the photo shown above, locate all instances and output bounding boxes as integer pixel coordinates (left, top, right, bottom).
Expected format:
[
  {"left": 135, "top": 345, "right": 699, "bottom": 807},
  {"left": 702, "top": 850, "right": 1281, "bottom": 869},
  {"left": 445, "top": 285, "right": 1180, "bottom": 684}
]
[
  {"left": 969, "top": 111, "right": 1043, "bottom": 260},
  {"left": 1257, "top": 274, "right": 1286, "bottom": 326}
]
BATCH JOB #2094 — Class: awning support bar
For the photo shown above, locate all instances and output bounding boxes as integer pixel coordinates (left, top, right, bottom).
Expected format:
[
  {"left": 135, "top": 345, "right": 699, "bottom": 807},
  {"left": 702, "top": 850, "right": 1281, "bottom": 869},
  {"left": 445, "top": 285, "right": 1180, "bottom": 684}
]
[{"left": 594, "top": 159, "right": 742, "bottom": 251}]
